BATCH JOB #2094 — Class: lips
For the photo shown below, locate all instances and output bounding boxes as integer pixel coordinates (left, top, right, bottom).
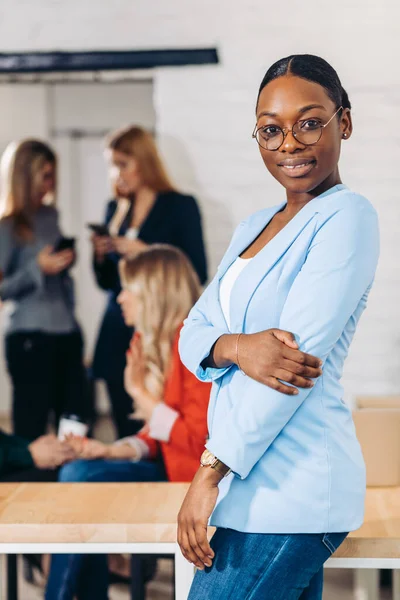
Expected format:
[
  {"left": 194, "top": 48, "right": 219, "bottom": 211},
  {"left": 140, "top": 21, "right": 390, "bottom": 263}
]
[{"left": 277, "top": 158, "right": 316, "bottom": 178}]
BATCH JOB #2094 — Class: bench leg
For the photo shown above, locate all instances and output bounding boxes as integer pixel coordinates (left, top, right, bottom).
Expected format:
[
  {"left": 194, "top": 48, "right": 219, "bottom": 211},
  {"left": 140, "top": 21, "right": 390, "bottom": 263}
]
[
  {"left": 174, "top": 549, "right": 195, "bottom": 600},
  {"left": 6, "top": 556, "right": 17, "bottom": 600},
  {"left": 393, "top": 569, "right": 400, "bottom": 600},
  {"left": 354, "top": 569, "right": 379, "bottom": 600},
  {"left": 130, "top": 556, "right": 146, "bottom": 600}
]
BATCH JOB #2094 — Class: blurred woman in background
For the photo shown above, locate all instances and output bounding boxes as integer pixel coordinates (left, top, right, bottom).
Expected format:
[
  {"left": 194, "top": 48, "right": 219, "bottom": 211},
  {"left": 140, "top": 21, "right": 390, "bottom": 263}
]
[
  {"left": 91, "top": 125, "right": 207, "bottom": 439},
  {"left": 46, "top": 245, "right": 211, "bottom": 599},
  {"left": 0, "top": 140, "right": 88, "bottom": 441}
]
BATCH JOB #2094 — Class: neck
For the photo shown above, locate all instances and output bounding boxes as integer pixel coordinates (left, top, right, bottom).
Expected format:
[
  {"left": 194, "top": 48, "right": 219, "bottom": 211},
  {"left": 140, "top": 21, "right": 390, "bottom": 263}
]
[
  {"left": 131, "top": 186, "right": 156, "bottom": 206},
  {"left": 284, "top": 168, "right": 342, "bottom": 215}
]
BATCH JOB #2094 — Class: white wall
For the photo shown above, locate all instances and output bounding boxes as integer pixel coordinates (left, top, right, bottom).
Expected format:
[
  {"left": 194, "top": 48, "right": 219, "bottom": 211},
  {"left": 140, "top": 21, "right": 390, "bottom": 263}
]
[{"left": 0, "top": 0, "right": 399, "bottom": 405}]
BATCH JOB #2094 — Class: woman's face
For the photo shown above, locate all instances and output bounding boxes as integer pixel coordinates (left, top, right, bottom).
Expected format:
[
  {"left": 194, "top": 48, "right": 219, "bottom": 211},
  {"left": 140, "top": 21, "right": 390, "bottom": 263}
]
[
  {"left": 108, "top": 149, "right": 143, "bottom": 196},
  {"left": 117, "top": 288, "right": 139, "bottom": 327},
  {"left": 255, "top": 75, "right": 352, "bottom": 199},
  {"left": 33, "top": 161, "right": 56, "bottom": 207}
]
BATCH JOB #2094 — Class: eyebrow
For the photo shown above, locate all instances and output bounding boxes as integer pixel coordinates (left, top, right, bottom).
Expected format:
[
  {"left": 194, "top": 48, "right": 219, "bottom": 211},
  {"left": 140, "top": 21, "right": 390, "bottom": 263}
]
[{"left": 257, "top": 104, "right": 327, "bottom": 119}]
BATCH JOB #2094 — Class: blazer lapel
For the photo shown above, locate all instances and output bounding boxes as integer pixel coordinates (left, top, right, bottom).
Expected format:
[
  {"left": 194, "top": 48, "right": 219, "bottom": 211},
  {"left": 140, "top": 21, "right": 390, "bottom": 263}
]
[
  {"left": 226, "top": 185, "right": 349, "bottom": 333},
  {"left": 216, "top": 205, "right": 285, "bottom": 281}
]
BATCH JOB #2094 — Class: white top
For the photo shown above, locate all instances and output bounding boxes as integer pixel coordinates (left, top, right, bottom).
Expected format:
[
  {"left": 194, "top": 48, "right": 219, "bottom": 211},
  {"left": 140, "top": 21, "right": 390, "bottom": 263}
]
[{"left": 219, "top": 256, "right": 252, "bottom": 329}]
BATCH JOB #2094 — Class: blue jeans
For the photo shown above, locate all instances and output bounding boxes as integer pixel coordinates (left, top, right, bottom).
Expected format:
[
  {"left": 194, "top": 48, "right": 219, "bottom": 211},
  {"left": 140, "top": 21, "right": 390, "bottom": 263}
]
[
  {"left": 188, "top": 528, "right": 348, "bottom": 600},
  {"left": 45, "top": 458, "right": 166, "bottom": 600}
]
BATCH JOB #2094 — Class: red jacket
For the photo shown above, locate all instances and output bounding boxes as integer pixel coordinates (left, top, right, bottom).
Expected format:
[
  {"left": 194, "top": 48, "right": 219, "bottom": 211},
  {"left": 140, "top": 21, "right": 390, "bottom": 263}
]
[{"left": 136, "top": 330, "right": 211, "bottom": 482}]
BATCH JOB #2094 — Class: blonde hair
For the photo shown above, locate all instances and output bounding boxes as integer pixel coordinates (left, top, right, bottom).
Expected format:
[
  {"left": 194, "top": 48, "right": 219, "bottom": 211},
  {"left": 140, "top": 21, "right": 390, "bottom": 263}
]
[
  {"left": 120, "top": 245, "right": 200, "bottom": 398},
  {"left": 0, "top": 139, "right": 56, "bottom": 240},
  {"left": 105, "top": 125, "right": 175, "bottom": 193}
]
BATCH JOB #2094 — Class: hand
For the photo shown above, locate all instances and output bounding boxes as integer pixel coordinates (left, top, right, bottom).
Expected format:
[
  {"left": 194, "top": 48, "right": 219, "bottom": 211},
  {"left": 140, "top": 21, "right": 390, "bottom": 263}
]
[
  {"left": 124, "top": 333, "right": 146, "bottom": 399},
  {"left": 64, "top": 435, "right": 110, "bottom": 460},
  {"left": 214, "top": 329, "right": 323, "bottom": 395},
  {"left": 124, "top": 334, "right": 160, "bottom": 420},
  {"left": 28, "top": 434, "right": 77, "bottom": 469},
  {"left": 178, "top": 467, "right": 220, "bottom": 570},
  {"left": 113, "top": 237, "right": 148, "bottom": 257},
  {"left": 37, "top": 246, "right": 74, "bottom": 275},
  {"left": 91, "top": 234, "right": 113, "bottom": 263}
]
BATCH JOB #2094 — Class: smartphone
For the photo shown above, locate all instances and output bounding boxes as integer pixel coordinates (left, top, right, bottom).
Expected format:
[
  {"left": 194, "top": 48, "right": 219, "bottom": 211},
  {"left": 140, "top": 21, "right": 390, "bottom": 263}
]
[
  {"left": 53, "top": 237, "right": 76, "bottom": 253},
  {"left": 87, "top": 223, "right": 109, "bottom": 237}
]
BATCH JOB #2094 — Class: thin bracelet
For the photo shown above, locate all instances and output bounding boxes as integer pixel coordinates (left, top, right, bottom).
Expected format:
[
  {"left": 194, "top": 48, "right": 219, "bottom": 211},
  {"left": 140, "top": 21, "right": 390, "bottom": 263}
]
[{"left": 236, "top": 333, "right": 246, "bottom": 375}]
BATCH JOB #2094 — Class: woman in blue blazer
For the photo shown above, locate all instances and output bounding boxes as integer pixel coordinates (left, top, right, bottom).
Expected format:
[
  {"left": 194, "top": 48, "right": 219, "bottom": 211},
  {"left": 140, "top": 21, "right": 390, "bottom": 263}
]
[{"left": 178, "top": 55, "right": 380, "bottom": 599}]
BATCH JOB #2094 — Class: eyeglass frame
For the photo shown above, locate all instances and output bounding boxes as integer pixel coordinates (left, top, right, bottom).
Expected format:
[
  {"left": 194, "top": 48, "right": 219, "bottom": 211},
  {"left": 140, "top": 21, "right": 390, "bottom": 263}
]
[{"left": 252, "top": 106, "right": 344, "bottom": 151}]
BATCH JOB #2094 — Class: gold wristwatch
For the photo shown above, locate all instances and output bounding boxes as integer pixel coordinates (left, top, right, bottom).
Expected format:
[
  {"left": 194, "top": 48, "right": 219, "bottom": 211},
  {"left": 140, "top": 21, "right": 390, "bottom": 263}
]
[{"left": 200, "top": 449, "right": 231, "bottom": 477}]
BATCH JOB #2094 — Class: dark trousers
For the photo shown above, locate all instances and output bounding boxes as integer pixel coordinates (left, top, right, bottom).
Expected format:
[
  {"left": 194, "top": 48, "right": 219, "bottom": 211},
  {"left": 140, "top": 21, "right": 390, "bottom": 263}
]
[
  {"left": 105, "top": 378, "right": 143, "bottom": 439},
  {"left": 5, "top": 330, "right": 90, "bottom": 441},
  {"left": 0, "top": 467, "right": 58, "bottom": 483}
]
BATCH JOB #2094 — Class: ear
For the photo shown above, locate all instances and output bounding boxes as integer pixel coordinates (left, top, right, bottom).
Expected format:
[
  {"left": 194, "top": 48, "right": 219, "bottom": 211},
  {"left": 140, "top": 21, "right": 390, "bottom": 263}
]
[{"left": 340, "top": 108, "right": 353, "bottom": 141}]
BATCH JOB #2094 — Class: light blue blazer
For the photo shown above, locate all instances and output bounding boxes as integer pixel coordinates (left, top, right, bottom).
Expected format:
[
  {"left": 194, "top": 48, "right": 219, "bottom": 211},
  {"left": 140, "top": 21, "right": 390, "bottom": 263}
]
[{"left": 179, "top": 184, "right": 380, "bottom": 534}]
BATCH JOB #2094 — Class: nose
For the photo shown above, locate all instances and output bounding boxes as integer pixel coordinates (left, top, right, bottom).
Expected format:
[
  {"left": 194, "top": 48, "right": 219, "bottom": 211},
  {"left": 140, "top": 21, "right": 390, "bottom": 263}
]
[
  {"left": 279, "top": 130, "right": 305, "bottom": 153},
  {"left": 117, "top": 291, "right": 124, "bottom": 305}
]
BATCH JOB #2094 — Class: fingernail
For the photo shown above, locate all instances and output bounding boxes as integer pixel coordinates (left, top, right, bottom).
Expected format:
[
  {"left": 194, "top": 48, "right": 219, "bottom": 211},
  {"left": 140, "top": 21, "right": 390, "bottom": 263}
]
[
  {"left": 319, "top": 360, "right": 323, "bottom": 366},
  {"left": 308, "top": 381, "right": 314, "bottom": 387},
  {"left": 293, "top": 389, "right": 299, "bottom": 395}
]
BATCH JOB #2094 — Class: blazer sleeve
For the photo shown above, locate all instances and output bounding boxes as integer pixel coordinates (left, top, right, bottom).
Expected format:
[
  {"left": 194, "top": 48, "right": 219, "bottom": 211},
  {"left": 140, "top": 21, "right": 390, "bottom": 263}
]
[
  {"left": 0, "top": 221, "right": 44, "bottom": 302},
  {"left": 174, "top": 196, "right": 208, "bottom": 285},
  {"left": 179, "top": 221, "right": 246, "bottom": 382},
  {"left": 92, "top": 201, "right": 121, "bottom": 292},
  {"left": 206, "top": 202, "right": 380, "bottom": 480}
]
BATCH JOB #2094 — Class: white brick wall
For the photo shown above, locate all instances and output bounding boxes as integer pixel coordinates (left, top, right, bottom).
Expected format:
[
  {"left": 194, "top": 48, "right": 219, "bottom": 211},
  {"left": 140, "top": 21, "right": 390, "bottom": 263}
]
[{"left": 0, "top": 0, "right": 399, "bottom": 402}]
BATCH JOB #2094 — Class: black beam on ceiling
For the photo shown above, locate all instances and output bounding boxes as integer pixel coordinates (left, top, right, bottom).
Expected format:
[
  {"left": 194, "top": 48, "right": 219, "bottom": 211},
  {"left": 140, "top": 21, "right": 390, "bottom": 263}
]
[{"left": 0, "top": 48, "right": 219, "bottom": 74}]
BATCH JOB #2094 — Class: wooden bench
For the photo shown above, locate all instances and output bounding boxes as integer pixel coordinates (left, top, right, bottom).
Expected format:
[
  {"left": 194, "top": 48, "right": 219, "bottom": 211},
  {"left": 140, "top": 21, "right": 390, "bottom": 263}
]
[{"left": 0, "top": 483, "right": 399, "bottom": 599}]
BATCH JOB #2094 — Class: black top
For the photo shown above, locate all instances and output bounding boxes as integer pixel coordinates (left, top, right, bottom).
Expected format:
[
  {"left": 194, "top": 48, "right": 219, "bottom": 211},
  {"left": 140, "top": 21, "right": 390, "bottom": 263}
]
[
  {"left": 92, "top": 191, "right": 208, "bottom": 380},
  {"left": 0, "top": 430, "right": 33, "bottom": 476}
]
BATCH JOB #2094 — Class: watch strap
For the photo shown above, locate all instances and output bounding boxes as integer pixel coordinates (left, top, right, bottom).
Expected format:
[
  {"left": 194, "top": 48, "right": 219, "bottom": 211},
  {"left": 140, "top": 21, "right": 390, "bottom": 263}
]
[{"left": 212, "top": 459, "right": 231, "bottom": 477}]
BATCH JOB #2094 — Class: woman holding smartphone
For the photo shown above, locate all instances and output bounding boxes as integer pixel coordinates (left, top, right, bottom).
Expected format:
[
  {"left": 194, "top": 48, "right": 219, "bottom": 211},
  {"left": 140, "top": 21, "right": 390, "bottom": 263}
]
[
  {"left": 91, "top": 125, "right": 208, "bottom": 438},
  {"left": 0, "top": 139, "right": 88, "bottom": 440}
]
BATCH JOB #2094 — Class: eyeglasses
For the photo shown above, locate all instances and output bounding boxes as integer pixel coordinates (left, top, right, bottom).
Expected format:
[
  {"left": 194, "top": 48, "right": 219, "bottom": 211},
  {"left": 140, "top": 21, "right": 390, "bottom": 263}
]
[{"left": 252, "top": 106, "right": 343, "bottom": 151}]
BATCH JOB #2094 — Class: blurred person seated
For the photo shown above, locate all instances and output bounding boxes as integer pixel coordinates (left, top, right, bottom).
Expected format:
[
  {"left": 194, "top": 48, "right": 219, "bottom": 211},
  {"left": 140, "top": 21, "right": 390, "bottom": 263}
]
[
  {"left": 45, "top": 245, "right": 210, "bottom": 600},
  {"left": 0, "top": 140, "right": 90, "bottom": 442},
  {"left": 91, "top": 125, "right": 207, "bottom": 440},
  {"left": 0, "top": 430, "right": 76, "bottom": 482}
]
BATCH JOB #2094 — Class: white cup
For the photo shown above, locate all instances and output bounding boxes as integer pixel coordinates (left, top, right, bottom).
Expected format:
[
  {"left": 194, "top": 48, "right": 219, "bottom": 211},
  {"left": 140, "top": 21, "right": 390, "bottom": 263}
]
[{"left": 58, "top": 414, "right": 89, "bottom": 441}]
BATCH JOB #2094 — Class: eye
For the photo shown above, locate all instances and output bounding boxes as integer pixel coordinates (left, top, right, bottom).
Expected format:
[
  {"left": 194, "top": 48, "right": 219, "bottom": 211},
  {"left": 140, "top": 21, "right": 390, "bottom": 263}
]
[
  {"left": 299, "top": 119, "right": 322, "bottom": 131},
  {"left": 259, "top": 125, "right": 282, "bottom": 140}
]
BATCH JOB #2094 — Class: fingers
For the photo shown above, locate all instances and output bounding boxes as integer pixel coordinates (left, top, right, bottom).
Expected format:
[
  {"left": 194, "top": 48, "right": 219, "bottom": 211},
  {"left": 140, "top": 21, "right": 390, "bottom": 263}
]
[
  {"left": 55, "top": 446, "right": 76, "bottom": 465},
  {"left": 41, "top": 245, "right": 54, "bottom": 255},
  {"left": 281, "top": 359, "right": 322, "bottom": 380},
  {"left": 178, "top": 525, "right": 206, "bottom": 570},
  {"left": 274, "top": 368, "right": 314, "bottom": 390},
  {"left": 188, "top": 526, "right": 212, "bottom": 569},
  {"left": 262, "top": 375, "right": 299, "bottom": 395},
  {"left": 193, "top": 523, "right": 214, "bottom": 562},
  {"left": 283, "top": 347, "right": 322, "bottom": 368},
  {"left": 272, "top": 329, "right": 298, "bottom": 348}
]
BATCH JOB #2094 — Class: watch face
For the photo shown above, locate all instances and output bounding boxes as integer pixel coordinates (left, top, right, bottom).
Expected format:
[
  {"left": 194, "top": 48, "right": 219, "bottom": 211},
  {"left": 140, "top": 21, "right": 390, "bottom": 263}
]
[{"left": 201, "top": 449, "right": 216, "bottom": 467}]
